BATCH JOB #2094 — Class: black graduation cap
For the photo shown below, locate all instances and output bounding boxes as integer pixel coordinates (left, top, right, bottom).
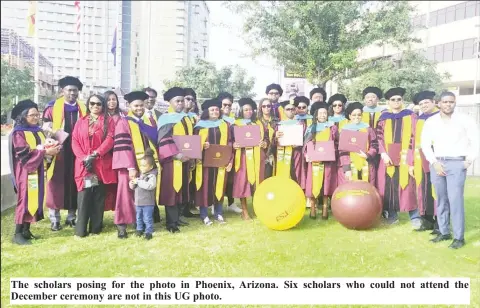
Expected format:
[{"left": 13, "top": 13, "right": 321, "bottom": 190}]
[
  {"left": 384, "top": 87, "right": 406, "bottom": 100},
  {"left": 327, "top": 94, "right": 347, "bottom": 106},
  {"left": 362, "top": 87, "right": 383, "bottom": 99},
  {"left": 238, "top": 98, "right": 257, "bottom": 110},
  {"left": 202, "top": 99, "right": 222, "bottom": 110},
  {"left": 163, "top": 87, "right": 186, "bottom": 102},
  {"left": 184, "top": 88, "right": 197, "bottom": 100},
  {"left": 293, "top": 95, "right": 310, "bottom": 107},
  {"left": 309, "top": 102, "right": 329, "bottom": 116},
  {"left": 309, "top": 87, "right": 327, "bottom": 101},
  {"left": 345, "top": 102, "right": 364, "bottom": 120},
  {"left": 124, "top": 91, "right": 149, "bottom": 103},
  {"left": 217, "top": 92, "right": 234, "bottom": 102},
  {"left": 265, "top": 83, "right": 283, "bottom": 96},
  {"left": 58, "top": 76, "right": 83, "bottom": 91},
  {"left": 413, "top": 90, "right": 435, "bottom": 105},
  {"left": 280, "top": 100, "right": 294, "bottom": 108},
  {"left": 11, "top": 99, "right": 38, "bottom": 120}
]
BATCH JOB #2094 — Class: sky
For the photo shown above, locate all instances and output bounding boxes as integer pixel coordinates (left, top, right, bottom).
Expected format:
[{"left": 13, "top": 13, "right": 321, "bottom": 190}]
[{"left": 206, "top": 2, "right": 281, "bottom": 99}]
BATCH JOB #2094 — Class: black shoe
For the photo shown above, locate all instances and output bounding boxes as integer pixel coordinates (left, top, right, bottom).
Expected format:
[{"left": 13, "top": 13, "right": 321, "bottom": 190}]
[
  {"left": 51, "top": 222, "right": 62, "bottom": 231},
  {"left": 414, "top": 222, "right": 434, "bottom": 232},
  {"left": 22, "top": 230, "right": 39, "bottom": 240},
  {"left": 118, "top": 230, "right": 128, "bottom": 239},
  {"left": 145, "top": 233, "right": 152, "bottom": 240},
  {"left": 65, "top": 220, "right": 76, "bottom": 227},
  {"left": 430, "top": 229, "right": 441, "bottom": 235},
  {"left": 430, "top": 234, "right": 452, "bottom": 243},
  {"left": 178, "top": 218, "right": 189, "bottom": 226},
  {"left": 135, "top": 231, "right": 144, "bottom": 237},
  {"left": 13, "top": 233, "right": 31, "bottom": 245},
  {"left": 183, "top": 211, "right": 199, "bottom": 218},
  {"left": 448, "top": 239, "right": 465, "bottom": 249},
  {"left": 167, "top": 227, "right": 180, "bottom": 233}
]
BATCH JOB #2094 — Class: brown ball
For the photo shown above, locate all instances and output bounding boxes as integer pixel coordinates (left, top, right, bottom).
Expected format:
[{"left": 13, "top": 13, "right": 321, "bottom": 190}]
[{"left": 331, "top": 181, "right": 382, "bottom": 230}]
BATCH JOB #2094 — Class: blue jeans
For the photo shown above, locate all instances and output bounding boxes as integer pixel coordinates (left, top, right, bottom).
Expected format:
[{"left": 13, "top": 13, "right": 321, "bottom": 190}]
[
  {"left": 136, "top": 205, "right": 154, "bottom": 234},
  {"left": 200, "top": 204, "right": 223, "bottom": 219},
  {"left": 429, "top": 160, "right": 467, "bottom": 240}
]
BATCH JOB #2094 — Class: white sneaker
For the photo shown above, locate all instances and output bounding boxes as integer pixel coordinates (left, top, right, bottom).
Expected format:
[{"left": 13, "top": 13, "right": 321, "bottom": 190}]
[
  {"left": 216, "top": 215, "right": 226, "bottom": 224},
  {"left": 228, "top": 203, "right": 242, "bottom": 214},
  {"left": 203, "top": 217, "right": 213, "bottom": 226}
]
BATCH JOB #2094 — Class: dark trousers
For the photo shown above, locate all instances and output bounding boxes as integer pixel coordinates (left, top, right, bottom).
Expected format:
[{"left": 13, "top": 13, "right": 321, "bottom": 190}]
[
  {"left": 76, "top": 182, "right": 105, "bottom": 237},
  {"left": 165, "top": 205, "right": 179, "bottom": 229}
]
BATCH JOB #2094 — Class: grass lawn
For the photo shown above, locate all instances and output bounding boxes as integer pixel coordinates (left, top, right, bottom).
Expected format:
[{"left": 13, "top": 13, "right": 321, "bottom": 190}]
[{"left": 1, "top": 177, "right": 479, "bottom": 308}]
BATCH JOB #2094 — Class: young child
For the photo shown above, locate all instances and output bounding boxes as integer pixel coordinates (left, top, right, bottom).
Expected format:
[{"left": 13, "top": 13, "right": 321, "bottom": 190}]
[{"left": 129, "top": 148, "right": 157, "bottom": 240}]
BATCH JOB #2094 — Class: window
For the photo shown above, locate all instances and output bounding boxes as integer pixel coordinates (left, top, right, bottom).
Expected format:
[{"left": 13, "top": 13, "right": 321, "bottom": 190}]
[
  {"left": 444, "top": 42, "right": 453, "bottom": 62},
  {"left": 463, "top": 38, "right": 475, "bottom": 59},
  {"left": 455, "top": 2, "right": 466, "bottom": 20},
  {"left": 434, "top": 45, "right": 444, "bottom": 62},
  {"left": 446, "top": 6, "right": 455, "bottom": 23},
  {"left": 476, "top": 1, "right": 480, "bottom": 16},
  {"left": 466, "top": 1, "right": 476, "bottom": 18},
  {"left": 437, "top": 8, "right": 446, "bottom": 25},
  {"left": 453, "top": 40, "right": 463, "bottom": 60},
  {"left": 429, "top": 10, "right": 438, "bottom": 27}
]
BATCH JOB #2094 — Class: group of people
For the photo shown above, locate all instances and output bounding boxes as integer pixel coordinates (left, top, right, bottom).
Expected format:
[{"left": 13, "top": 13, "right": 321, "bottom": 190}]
[{"left": 9, "top": 76, "right": 478, "bottom": 249}]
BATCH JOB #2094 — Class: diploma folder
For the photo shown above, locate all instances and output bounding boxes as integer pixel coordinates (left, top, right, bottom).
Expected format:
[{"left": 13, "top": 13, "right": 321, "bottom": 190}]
[
  {"left": 203, "top": 144, "right": 232, "bottom": 168},
  {"left": 338, "top": 130, "right": 368, "bottom": 153},
  {"left": 278, "top": 125, "right": 304, "bottom": 147},
  {"left": 173, "top": 135, "right": 202, "bottom": 159},
  {"left": 306, "top": 141, "right": 336, "bottom": 162},
  {"left": 234, "top": 125, "right": 262, "bottom": 147}
]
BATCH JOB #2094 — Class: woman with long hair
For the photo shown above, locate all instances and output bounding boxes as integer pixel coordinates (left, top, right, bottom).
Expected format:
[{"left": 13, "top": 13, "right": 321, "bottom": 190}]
[
  {"left": 257, "top": 97, "right": 278, "bottom": 179},
  {"left": 327, "top": 94, "right": 348, "bottom": 129},
  {"left": 303, "top": 102, "right": 338, "bottom": 219},
  {"left": 71, "top": 94, "right": 117, "bottom": 237},
  {"left": 9, "top": 100, "right": 61, "bottom": 245}
]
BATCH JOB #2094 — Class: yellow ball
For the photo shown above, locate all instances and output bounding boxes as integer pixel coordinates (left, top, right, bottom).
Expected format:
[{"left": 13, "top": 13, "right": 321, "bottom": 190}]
[{"left": 253, "top": 176, "right": 306, "bottom": 231}]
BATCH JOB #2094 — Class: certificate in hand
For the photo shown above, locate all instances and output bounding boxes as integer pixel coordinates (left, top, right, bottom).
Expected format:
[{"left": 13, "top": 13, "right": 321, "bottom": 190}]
[
  {"left": 306, "top": 141, "right": 336, "bottom": 162},
  {"left": 53, "top": 129, "right": 70, "bottom": 145},
  {"left": 203, "top": 144, "right": 232, "bottom": 168},
  {"left": 234, "top": 125, "right": 262, "bottom": 147},
  {"left": 173, "top": 135, "right": 202, "bottom": 159},
  {"left": 278, "top": 124, "right": 303, "bottom": 146},
  {"left": 338, "top": 130, "right": 368, "bottom": 153}
]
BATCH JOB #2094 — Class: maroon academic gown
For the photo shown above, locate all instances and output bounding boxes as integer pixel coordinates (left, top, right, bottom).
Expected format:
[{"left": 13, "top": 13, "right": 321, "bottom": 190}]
[
  {"left": 338, "top": 127, "right": 378, "bottom": 186},
  {"left": 71, "top": 114, "right": 117, "bottom": 203},
  {"left": 42, "top": 103, "right": 83, "bottom": 211},
  {"left": 231, "top": 122, "right": 265, "bottom": 198},
  {"left": 104, "top": 113, "right": 124, "bottom": 211},
  {"left": 376, "top": 110, "right": 417, "bottom": 213},
  {"left": 194, "top": 123, "right": 233, "bottom": 207},
  {"left": 304, "top": 125, "right": 338, "bottom": 198},
  {"left": 11, "top": 129, "right": 46, "bottom": 224}
]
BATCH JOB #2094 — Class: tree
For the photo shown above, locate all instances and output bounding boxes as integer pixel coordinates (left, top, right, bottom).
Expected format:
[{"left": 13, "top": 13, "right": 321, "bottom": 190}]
[
  {"left": 339, "top": 50, "right": 451, "bottom": 102},
  {"left": 163, "top": 58, "right": 255, "bottom": 100},
  {"left": 1, "top": 59, "right": 34, "bottom": 115},
  {"left": 227, "top": 1, "right": 418, "bottom": 86}
]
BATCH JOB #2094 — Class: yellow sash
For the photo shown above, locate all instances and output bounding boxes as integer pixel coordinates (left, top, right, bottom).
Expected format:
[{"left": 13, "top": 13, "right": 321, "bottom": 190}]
[
  {"left": 338, "top": 118, "right": 348, "bottom": 130},
  {"left": 128, "top": 116, "right": 162, "bottom": 201},
  {"left": 276, "top": 145, "right": 293, "bottom": 178},
  {"left": 47, "top": 97, "right": 86, "bottom": 181},
  {"left": 311, "top": 128, "right": 330, "bottom": 198},
  {"left": 414, "top": 117, "right": 437, "bottom": 200},
  {"left": 384, "top": 113, "right": 411, "bottom": 189},
  {"left": 278, "top": 105, "right": 286, "bottom": 120},
  {"left": 24, "top": 131, "right": 46, "bottom": 215},
  {"left": 196, "top": 121, "right": 228, "bottom": 200},
  {"left": 234, "top": 120, "right": 264, "bottom": 186},
  {"left": 172, "top": 116, "right": 193, "bottom": 192},
  {"left": 362, "top": 112, "right": 381, "bottom": 128},
  {"left": 348, "top": 128, "right": 369, "bottom": 182}
]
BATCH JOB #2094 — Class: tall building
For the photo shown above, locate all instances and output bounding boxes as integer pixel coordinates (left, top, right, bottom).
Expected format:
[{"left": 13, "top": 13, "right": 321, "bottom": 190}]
[
  {"left": 1, "top": 1, "right": 128, "bottom": 95},
  {"left": 134, "top": 1, "right": 210, "bottom": 94},
  {"left": 358, "top": 1, "right": 480, "bottom": 105}
]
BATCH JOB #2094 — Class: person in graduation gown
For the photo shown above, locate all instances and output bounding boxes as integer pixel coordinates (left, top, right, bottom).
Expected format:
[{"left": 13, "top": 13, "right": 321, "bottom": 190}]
[
  {"left": 338, "top": 102, "right": 379, "bottom": 186},
  {"left": 215, "top": 92, "right": 242, "bottom": 214},
  {"left": 310, "top": 87, "right": 327, "bottom": 104},
  {"left": 376, "top": 87, "right": 420, "bottom": 226},
  {"left": 257, "top": 98, "right": 279, "bottom": 180},
  {"left": 231, "top": 98, "right": 267, "bottom": 220},
  {"left": 157, "top": 87, "right": 196, "bottom": 233},
  {"left": 303, "top": 102, "right": 338, "bottom": 219},
  {"left": 274, "top": 100, "right": 305, "bottom": 189},
  {"left": 71, "top": 94, "right": 116, "bottom": 237},
  {"left": 183, "top": 88, "right": 200, "bottom": 123},
  {"left": 112, "top": 91, "right": 161, "bottom": 238},
  {"left": 10, "top": 100, "right": 62, "bottom": 245},
  {"left": 266, "top": 83, "right": 285, "bottom": 120},
  {"left": 361, "top": 87, "right": 386, "bottom": 128},
  {"left": 194, "top": 99, "right": 234, "bottom": 225},
  {"left": 293, "top": 96, "right": 313, "bottom": 191},
  {"left": 410, "top": 91, "right": 440, "bottom": 234},
  {"left": 144, "top": 87, "right": 162, "bottom": 122},
  {"left": 42, "top": 76, "right": 86, "bottom": 231},
  {"left": 327, "top": 94, "right": 348, "bottom": 129}
]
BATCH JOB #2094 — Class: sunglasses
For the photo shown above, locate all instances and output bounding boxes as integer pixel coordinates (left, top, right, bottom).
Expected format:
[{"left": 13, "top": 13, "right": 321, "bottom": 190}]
[
  {"left": 268, "top": 92, "right": 280, "bottom": 95},
  {"left": 390, "top": 98, "right": 402, "bottom": 102},
  {"left": 89, "top": 102, "right": 102, "bottom": 106},
  {"left": 297, "top": 106, "right": 307, "bottom": 110},
  {"left": 285, "top": 108, "right": 294, "bottom": 111},
  {"left": 223, "top": 103, "right": 232, "bottom": 107},
  {"left": 332, "top": 104, "right": 343, "bottom": 107},
  {"left": 262, "top": 105, "right": 272, "bottom": 108}
]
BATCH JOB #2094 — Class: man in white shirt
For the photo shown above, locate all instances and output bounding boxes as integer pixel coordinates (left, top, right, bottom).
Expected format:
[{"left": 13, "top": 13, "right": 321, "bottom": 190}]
[
  {"left": 421, "top": 91, "right": 479, "bottom": 249},
  {"left": 143, "top": 87, "right": 162, "bottom": 122}
]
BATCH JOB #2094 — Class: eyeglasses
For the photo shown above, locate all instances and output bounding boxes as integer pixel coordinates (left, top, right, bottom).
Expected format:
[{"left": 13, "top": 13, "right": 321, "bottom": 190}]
[
  {"left": 268, "top": 92, "right": 280, "bottom": 95},
  {"left": 262, "top": 105, "right": 272, "bottom": 108},
  {"left": 332, "top": 104, "right": 342, "bottom": 107},
  {"left": 89, "top": 102, "right": 102, "bottom": 106},
  {"left": 297, "top": 106, "right": 307, "bottom": 110},
  {"left": 390, "top": 98, "right": 402, "bottom": 102},
  {"left": 26, "top": 113, "right": 40, "bottom": 118},
  {"left": 223, "top": 103, "right": 232, "bottom": 107},
  {"left": 285, "top": 108, "right": 294, "bottom": 111}
]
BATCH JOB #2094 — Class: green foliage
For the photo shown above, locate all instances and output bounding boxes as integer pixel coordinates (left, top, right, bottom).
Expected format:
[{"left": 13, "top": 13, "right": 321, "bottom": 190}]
[
  {"left": 0, "top": 59, "right": 34, "bottom": 115},
  {"left": 339, "top": 51, "right": 451, "bottom": 102},
  {"left": 228, "top": 1, "right": 418, "bottom": 86},
  {"left": 164, "top": 58, "right": 256, "bottom": 100}
]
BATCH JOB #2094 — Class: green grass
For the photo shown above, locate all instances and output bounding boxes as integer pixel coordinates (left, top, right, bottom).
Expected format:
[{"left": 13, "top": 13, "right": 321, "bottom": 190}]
[{"left": 2, "top": 178, "right": 480, "bottom": 308}]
